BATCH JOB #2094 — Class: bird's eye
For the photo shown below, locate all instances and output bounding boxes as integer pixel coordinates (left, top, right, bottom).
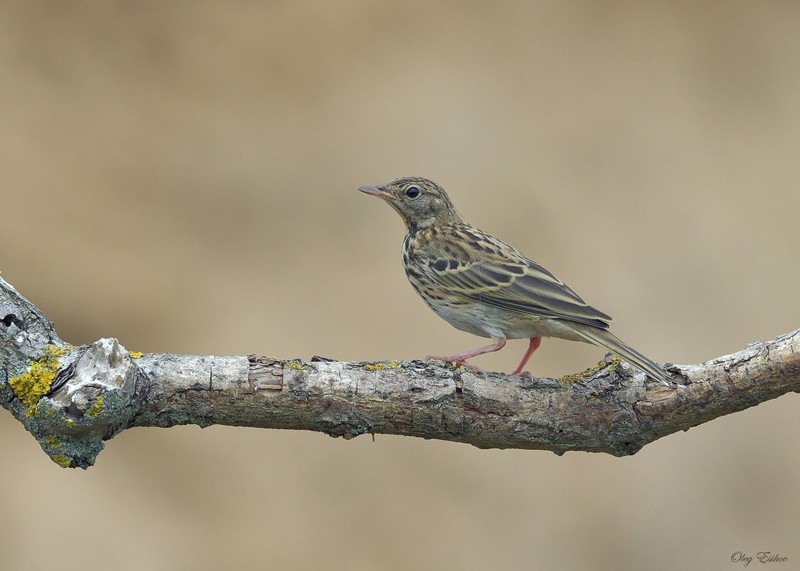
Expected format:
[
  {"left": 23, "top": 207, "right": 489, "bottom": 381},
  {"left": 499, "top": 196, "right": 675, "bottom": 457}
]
[{"left": 405, "top": 186, "right": 421, "bottom": 199}]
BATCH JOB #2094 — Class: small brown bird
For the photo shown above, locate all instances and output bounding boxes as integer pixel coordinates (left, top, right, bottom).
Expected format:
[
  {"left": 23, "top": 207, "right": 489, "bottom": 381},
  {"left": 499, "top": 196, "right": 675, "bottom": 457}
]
[{"left": 358, "top": 176, "right": 670, "bottom": 384}]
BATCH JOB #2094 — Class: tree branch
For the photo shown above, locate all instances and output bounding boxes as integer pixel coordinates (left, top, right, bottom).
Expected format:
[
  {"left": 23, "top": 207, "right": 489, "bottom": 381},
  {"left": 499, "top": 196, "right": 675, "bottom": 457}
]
[{"left": 2, "top": 275, "right": 798, "bottom": 468}]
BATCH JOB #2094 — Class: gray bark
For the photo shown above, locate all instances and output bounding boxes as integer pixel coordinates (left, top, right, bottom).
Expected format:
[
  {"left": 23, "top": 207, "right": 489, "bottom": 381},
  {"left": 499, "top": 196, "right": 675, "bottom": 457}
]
[{"left": 2, "top": 276, "right": 798, "bottom": 468}]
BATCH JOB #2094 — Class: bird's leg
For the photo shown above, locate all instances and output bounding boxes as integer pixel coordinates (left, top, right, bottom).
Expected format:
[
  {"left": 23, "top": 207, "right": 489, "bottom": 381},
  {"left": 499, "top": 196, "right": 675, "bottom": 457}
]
[
  {"left": 512, "top": 337, "right": 542, "bottom": 376},
  {"left": 426, "top": 338, "right": 507, "bottom": 371}
]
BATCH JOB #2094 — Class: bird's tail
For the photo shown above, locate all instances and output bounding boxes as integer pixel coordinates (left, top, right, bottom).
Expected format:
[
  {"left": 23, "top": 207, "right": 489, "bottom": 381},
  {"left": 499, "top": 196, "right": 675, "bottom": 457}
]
[{"left": 573, "top": 326, "right": 671, "bottom": 385}]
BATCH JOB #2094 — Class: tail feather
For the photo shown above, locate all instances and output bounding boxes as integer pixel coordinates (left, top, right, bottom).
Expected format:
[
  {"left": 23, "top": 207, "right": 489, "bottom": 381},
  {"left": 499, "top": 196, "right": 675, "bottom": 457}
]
[{"left": 574, "top": 327, "right": 671, "bottom": 385}]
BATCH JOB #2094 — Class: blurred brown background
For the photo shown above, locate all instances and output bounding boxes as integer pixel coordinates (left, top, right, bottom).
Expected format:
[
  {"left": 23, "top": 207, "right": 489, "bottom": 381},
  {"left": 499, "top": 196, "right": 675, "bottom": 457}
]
[{"left": 2, "top": 2, "right": 799, "bottom": 570}]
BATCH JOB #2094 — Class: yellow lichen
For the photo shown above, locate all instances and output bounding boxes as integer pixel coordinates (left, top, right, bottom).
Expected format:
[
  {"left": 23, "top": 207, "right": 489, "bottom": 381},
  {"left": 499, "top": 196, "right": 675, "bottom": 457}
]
[
  {"left": 559, "top": 357, "right": 621, "bottom": 386},
  {"left": 85, "top": 395, "right": 105, "bottom": 417},
  {"left": 284, "top": 360, "right": 308, "bottom": 370},
  {"left": 44, "top": 435, "right": 62, "bottom": 449},
  {"left": 8, "top": 345, "right": 70, "bottom": 416},
  {"left": 559, "top": 372, "right": 583, "bottom": 385},
  {"left": 53, "top": 454, "right": 71, "bottom": 468},
  {"left": 129, "top": 351, "right": 143, "bottom": 359},
  {"left": 364, "top": 361, "right": 401, "bottom": 371}
]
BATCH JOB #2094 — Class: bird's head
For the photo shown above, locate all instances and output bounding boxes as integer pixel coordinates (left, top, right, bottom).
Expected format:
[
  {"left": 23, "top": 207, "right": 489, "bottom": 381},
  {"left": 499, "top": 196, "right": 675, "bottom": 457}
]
[{"left": 358, "top": 177, "right": 461, "bottom": 231}]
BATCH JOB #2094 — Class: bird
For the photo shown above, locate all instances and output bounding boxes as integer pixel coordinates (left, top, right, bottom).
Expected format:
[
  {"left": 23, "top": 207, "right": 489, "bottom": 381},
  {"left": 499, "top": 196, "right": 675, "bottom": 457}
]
[{"left": 358, "top": 176, "right": 671, "bottom": 385}]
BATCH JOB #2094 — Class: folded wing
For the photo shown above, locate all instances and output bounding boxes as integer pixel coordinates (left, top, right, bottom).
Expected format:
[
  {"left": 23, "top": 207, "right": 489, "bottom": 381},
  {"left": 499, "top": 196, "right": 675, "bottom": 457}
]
[{"left": 426, "top": 250, "right": 612, "bottom": 330}]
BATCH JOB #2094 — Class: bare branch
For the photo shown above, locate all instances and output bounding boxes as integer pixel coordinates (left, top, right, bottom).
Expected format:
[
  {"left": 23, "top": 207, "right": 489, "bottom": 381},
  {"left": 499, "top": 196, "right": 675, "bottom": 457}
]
[{"left": 2, "top": 275, "right": 798, "bottom": 468}]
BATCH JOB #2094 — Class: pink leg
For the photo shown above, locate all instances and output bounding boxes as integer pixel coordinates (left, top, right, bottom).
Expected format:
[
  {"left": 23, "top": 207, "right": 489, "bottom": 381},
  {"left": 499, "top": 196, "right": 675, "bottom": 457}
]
[
  {"left": 512, "top": 337, "right": 542, "bottom": 375},
  {"left": 427, "top": 339, "right": 507, "bottom": 371}
]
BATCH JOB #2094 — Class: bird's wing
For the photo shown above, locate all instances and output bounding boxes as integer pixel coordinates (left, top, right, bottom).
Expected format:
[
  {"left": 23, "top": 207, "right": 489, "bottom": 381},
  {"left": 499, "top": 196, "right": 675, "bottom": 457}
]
[{"left": 424, "top": 231, "right": 612, "bottom": 329}]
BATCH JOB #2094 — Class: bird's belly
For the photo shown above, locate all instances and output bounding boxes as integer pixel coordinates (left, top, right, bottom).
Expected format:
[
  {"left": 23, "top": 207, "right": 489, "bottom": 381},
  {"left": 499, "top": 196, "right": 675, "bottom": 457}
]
[
  {"left": 426, "top": 298, "right": 586, "bottom": 342},
  {"left": 429, "top": 304, "right": 498, "bottom": 338}
]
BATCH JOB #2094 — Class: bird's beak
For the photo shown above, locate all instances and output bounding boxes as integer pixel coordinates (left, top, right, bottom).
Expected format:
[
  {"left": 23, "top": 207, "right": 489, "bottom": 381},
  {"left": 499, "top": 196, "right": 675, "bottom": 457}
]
[{"left": 358, "top": 185, "right": 398, "bottom": 200}]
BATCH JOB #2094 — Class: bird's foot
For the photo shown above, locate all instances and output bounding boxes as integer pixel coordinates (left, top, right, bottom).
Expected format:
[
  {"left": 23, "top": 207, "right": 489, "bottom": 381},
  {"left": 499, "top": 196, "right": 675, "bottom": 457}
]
[
  {"left": 425, "top": 355, "right": 484, "bottom": 373},
  {"left": 425, "top": 339, "right": 506, "bottom": 373},
  {"left": 510, "top": 337, "right": 541, "bottom": 376}
]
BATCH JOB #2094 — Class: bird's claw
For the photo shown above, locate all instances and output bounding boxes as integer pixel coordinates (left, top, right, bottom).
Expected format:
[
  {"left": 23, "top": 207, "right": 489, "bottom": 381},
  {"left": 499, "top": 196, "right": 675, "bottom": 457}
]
[{"left": 425, "top": 355, "right": 484, "bottom": 373}]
